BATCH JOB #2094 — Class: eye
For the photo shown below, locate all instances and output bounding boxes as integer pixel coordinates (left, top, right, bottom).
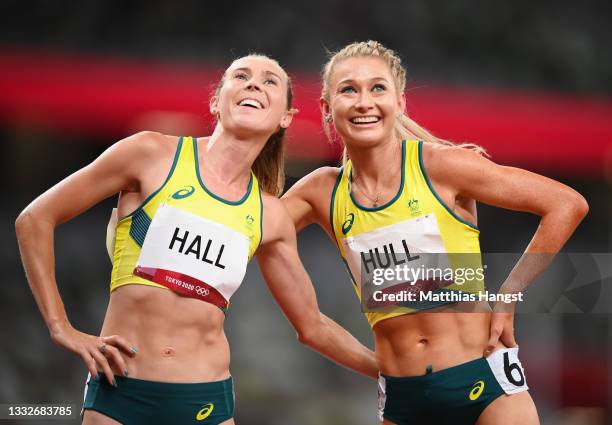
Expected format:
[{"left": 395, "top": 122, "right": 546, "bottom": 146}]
[
  {"left": 264, "top": 78, "right": 278, "bottom": 86},
  {"left": 234, "top": 72, "right": 248, "bottom": 80},
  {"left": 340, "top": 86, "right": 356, "bottom": 94},
  {"left": 372, "top": 84, "right": 386, "bottom": 93}
]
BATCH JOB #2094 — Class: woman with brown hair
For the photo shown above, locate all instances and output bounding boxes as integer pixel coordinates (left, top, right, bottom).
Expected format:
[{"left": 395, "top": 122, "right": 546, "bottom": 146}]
[
  {"left": 16, "top": 54, "right": 377, "bottom": 425},
  {"left": 282, "top": 41, "right": 588, "bottom": 424}
]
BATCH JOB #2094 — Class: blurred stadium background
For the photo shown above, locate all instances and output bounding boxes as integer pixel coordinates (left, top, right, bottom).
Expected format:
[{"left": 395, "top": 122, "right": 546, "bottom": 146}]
[{"left": 1, "top": 1, "right": 611, "bottom": 424}]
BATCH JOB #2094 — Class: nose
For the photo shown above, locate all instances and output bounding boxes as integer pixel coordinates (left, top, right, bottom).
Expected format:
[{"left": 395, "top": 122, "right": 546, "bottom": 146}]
[
  {"left": 246, "top": 78, "right": 262, "bottom": 92},
  {"left": 355, "top": 91, "right": 374, "bottom": 111}
]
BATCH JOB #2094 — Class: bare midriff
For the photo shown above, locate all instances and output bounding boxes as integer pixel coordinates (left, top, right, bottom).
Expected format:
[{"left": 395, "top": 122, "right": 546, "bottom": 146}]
[
  {"left": 100, "top": 284, "right": 230, "bottom": 383},
  {"left": 374, "top": 301, "right": 505, "bottom": 377}
]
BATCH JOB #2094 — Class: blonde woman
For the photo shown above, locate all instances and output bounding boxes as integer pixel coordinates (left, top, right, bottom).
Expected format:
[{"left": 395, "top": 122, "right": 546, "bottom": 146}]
[
  {"left": 16, "top": 55, "right": 377, "bottom": 425},
  {"left": 283, "top": 41, "right": 588, "bottom": 424}
]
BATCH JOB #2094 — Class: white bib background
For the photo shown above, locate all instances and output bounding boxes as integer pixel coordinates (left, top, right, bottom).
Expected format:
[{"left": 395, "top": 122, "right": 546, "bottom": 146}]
[
  {"left": 341, "top": 214, "right": 449, "bottom": 291},
  {"left": 486, "top": 346, "right": 529, "bottom": 394},
  {"left": 136, "top": 203, "right": 249, "bottom": 301}
]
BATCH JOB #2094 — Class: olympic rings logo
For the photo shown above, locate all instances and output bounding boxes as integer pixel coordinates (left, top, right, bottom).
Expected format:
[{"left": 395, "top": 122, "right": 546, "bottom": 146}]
[{"left": 195, "top": 286, "right": 210, "bottom": 297}]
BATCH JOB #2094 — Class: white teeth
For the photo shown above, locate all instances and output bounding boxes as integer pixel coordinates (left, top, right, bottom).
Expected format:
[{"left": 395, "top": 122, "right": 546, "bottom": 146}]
[
  {"left": 351, "top": 116, "right": 380, "bottom": 124},
  {"left": 239, "top": 99, "right": 263, "bottom": 109}
]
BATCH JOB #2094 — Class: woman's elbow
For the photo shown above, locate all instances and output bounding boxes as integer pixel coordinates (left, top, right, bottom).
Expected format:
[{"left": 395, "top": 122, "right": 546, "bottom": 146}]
[
  {"left": 15, "top": 207, "right": 50, "bottom": 241},
  {"left": 15, "top": 209, "right": 33, "bottom": 240},
  {"left": 296, "top": 329, "right": 311, "bottom": 346},
  {"left": 296, "top": 318, "right": 322, "bottom": 347},
  {"left": 549, "top": 191, "right": 589, "bottom": 227},
  {"left": 567, "top": 192, "right": 589, "bottom": 222}
]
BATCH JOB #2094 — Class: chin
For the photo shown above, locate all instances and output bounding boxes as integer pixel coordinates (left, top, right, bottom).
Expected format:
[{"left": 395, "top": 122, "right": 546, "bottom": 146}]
[
  {"left": 345, "top": 129, "right": 388, "bottom": 147},
  {"left": 230, "top": 119, "right": 274, "bottom": 138}
]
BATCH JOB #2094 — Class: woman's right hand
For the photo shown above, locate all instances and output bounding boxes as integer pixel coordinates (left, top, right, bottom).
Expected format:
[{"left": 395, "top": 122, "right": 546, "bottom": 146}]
[{"left": 50, "top": 323, "right": 137, "bottom": 386}]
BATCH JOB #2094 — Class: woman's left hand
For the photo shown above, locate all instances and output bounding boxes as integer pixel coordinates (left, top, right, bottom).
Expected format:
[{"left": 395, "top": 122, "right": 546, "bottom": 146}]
[{"left": 484, "top": 300, "right": 517, "bottom": 356}]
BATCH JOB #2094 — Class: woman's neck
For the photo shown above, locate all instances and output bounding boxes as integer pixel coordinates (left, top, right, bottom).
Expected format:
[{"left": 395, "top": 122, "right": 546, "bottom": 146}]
[
  {"left": 201, "top": 125, "right": 268, "bottom": 188},
  {"left": 345, "top": 137, "right": 402, "bottom": 185}
]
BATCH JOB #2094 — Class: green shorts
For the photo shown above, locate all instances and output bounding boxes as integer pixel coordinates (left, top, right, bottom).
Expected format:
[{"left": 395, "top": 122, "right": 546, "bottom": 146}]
[
  {"left": 378, "top": 347, "right": 528, "bottom": 425},
  {"left": 82, "top": 373, "right": 234, "bottom": 425}
]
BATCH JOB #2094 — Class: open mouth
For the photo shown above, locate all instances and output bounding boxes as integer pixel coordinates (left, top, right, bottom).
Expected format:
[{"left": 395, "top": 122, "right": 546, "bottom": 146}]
[
  {"left": 238, "top": 98, "right": 264, "bottom": 109},
  {"left": 350, "top": 116, "right": 381, "bottom": 125}
]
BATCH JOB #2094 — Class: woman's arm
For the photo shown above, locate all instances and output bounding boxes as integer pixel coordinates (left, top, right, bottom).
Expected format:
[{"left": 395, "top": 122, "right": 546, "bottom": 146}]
[
  {"left": 282, "top": 167, "right": 339, "bottom": 232},
  {"left": 15, "top": 131, "right": 164, "bottom": 384},
  {"left": 257, "top": 195, "right": 378, "bottom": 379},
  {"left": 423, "top": 143, "right": 589, "bottom": 352}
]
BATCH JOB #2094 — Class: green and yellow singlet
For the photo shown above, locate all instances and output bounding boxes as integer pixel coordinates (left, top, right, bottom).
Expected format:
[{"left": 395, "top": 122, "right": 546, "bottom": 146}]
[
  {"left": 109, "top": 136, "right": 262, "bottom": 310},
  {"left": 330, "top": 140, "right": 484, "bottom": 327}
]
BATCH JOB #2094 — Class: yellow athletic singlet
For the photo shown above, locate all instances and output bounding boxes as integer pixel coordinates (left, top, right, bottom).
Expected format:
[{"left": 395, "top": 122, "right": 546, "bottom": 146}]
[
  {"left": 331, "top": 140, "right": 484, "bottom": 327},
  {"left": 109, "top": 136, "right": 262, "bottom": 310}
]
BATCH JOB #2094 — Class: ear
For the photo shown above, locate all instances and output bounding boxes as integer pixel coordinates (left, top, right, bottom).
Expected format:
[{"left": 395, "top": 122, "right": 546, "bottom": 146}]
[
  {"left": 398, "top": 92, "right": 406, "bottom": 113},
  {"left": 209, "top": 96, "right": 219, "bottom": 117},
  {"left": 320, "top": 97, "right": 331, "bottom": 120},
  {"left": 280, "top": 107, "right": 299, "bottom": 129}
]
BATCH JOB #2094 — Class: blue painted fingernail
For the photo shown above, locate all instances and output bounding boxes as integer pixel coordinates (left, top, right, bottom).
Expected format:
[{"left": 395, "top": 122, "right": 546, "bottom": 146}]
[
  {"left": 130, "top": 346, "right": 138, "bottom": 353},
  {"left": 124, "top": 369, "right": 129, "bottom": 377},
  {"left": 95, "top": 373, "right": 100, "bottom": 380},
  {"left": 112, "top": 378, "right": 118, "bottom": 387}
]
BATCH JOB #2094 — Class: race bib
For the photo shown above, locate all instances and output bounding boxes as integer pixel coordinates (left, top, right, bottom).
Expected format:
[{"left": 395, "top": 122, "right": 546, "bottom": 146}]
[
  {"left": 134, "top": 203, "right": 249, "bottom": 308},
  {"left": 486, "top": 346, "right": 529, "bottom": 394},
  {"left": 341, "top": 214, "right": 451, "bottom": 306}
]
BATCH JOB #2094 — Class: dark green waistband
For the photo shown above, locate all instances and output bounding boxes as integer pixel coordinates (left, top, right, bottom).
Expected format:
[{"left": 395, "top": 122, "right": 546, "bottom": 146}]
[
  {"left": 381, "top": 356, "right": 486, "bottom": 386},
  {"left": 90, "top": 374, "right": 233, "bottom": 396}
]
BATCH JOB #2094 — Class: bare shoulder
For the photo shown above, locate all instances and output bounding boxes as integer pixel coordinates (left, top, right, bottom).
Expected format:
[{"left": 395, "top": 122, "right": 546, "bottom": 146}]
[
  {"left": 17, "top": 132, "right": 180, "bottom": 223},
  {"left": 421, "top": 142, "right": 490, "bottom": 181},
  {"left": 105, "top": 131, "right": 180, "bottom": 184},
  {"left": 302, "top": 166, "right": 342, "bottom": 186},
  {"left": 289, "top": 166, "right": 341, "bottom": 194},
  {"left": 113, "top": 131, "right": 177, "bottom": 159},
  {"left": 261, "top": 191, "right": 285, "bottom": 213},
  {"left": 260, "top": 191, "right": 294, "bottom": 245},
  {"left": 284, "top": 166, "right": 341, "bottom": 208},
  {"left": 99, "top": 131, "right": 180, "bottom": 202},
  {"left": 281, "top": 166, "right": 342, "bottom": 231}
]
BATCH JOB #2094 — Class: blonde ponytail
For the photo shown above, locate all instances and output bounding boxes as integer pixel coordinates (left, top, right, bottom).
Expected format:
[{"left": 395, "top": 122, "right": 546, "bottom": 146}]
[{"left": 395, "top": 113, "right": 487, "bottom": 156}]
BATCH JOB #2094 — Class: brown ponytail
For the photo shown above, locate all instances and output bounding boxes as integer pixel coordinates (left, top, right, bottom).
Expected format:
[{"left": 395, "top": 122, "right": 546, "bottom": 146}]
[{"left": 252, "top": 126, "right": 286, "bottom": 196}]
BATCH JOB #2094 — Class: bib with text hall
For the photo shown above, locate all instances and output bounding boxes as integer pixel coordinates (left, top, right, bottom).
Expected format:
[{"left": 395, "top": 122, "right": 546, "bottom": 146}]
[
  {"left": 135, "top": 204, "right": 249, "bottom": 309},
  {"left": 109, "top": 136, "right": 262, "bottom": 310}
]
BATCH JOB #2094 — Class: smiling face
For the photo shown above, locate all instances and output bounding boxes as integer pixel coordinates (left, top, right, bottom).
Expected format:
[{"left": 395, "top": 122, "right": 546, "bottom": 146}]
[
  {"left": 323, "top": 56, "right": 405, "bottom": 147},
  {"left": 211, "top": 55, "right": 294, "bottom": 139}
]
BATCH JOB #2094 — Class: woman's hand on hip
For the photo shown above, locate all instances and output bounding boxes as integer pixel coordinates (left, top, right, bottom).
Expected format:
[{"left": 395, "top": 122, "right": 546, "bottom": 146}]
[
  {"left": 485, "top": 301, "right": 517, "bottom": 356},
  {"left": 50, "top": 323, "right": 137, "bottom": 386}
]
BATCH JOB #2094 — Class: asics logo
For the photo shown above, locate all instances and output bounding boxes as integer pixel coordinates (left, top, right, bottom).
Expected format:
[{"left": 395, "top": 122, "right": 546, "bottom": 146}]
[
  {"left": 172, "top": 185, "right": 195, "bottom": 199},
  {"left": 196, "top": 402, "right": 214, "bottom": 421},
  {"left": 469, "top": 380, "right": 485, "bottom": 401},
  {"left": 342, "top": 213, "right": 355, "bottom": 235}
]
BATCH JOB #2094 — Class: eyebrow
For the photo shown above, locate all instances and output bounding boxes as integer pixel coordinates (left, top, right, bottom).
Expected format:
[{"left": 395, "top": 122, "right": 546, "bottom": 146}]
[
  {"left": 337, "top": 76, "right": 390, "bottom": 85},
  {"left": 264, "top": 70, "right": 282, "bottom": 80},
  {"left": 231, "top": 67, "right": 283, "bottom": 81}
]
